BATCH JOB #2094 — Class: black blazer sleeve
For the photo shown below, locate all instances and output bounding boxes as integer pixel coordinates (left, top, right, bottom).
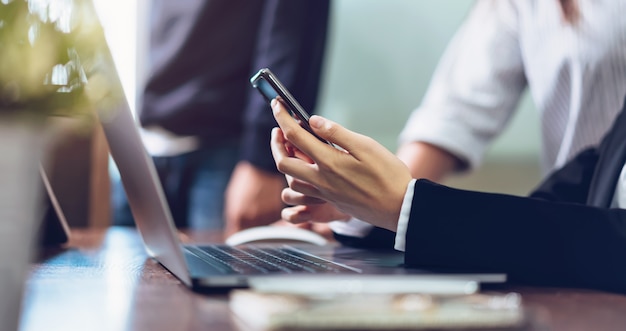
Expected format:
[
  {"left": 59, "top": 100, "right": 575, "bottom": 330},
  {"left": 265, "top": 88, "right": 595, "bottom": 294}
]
[
  {"left": 333, "top": 227, "right": 397, "bottom": 250},
  {"left": 240, "top": 0, "right": 330, "bottom": 173},
  {"left": 333, "top": 146, "right": 603, "bottom": 251},
  {"left": 405, "top": 178, "right": 626, "bottom": 293}
]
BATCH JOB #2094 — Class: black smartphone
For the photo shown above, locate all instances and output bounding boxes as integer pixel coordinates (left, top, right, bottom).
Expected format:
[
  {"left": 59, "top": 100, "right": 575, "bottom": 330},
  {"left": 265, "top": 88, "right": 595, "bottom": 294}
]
[{"left": 250, "top": 68, "right": 331, "bottom": 145}]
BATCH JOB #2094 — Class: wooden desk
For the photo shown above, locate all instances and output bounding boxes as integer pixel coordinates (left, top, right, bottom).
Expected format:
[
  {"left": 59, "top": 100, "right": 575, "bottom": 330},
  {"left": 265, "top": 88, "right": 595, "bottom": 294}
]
[{"left": 21, "top": 227, "right": 626, "bottom": 331}]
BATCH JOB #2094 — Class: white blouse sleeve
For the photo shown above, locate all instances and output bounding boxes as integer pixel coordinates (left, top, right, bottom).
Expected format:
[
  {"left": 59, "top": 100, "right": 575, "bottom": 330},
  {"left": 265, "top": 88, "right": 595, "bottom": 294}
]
[{"left": 399, "top": 0, "right": 527, "bottom": 170}]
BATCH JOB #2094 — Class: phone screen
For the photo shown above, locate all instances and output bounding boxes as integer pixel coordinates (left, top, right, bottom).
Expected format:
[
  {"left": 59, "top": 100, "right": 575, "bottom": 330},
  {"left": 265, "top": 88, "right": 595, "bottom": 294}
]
[{"left": 250, "top": 68, "right": 330, "bottom": 145}]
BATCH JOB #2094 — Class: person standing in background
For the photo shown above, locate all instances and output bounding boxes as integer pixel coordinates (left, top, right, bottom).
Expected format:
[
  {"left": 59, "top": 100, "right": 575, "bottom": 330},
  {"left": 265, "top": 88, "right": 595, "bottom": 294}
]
[
  {"left": 396, "top": 0, "right": 626, "bottom": 181},
  {"left": 111, "top": 0, "right": 330, "bottom": 231}
]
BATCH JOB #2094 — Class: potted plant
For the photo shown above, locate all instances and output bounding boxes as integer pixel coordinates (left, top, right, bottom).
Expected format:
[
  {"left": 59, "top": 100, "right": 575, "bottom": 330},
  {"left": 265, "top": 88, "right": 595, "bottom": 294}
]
[{"left": 0, "top": 1, "right": 119, "bottom": 330}]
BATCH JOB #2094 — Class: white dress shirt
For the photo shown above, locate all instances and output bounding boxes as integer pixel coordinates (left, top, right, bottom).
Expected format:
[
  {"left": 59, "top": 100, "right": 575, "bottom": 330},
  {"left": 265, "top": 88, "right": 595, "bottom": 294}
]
[
  {"left": 398, "top": 0, "right": 626, "bottom": 174},
  {"left": 611, "top": 165, "right": 626, "bottom": 209}
]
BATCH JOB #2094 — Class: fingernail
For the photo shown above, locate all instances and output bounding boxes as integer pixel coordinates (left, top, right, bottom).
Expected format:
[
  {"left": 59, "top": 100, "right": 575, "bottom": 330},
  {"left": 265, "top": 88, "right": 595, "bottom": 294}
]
[
  {"left": 309, "top": 115, "right": 324, "bottom": 129},
  {"left": 271, "top": 98, "right": 278, "bottom": 108}
]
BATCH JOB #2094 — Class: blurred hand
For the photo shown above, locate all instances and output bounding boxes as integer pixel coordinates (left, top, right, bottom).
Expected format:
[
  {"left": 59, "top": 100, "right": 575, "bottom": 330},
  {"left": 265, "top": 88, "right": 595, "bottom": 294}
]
[
  {"left": 269, "top": 99, "right": 413, "bottom": 232},
  {"left": 269, "top": 219, "right": 336, "bottom": 241},
  {"left": 224, "top": 161, "right": 285, "bottom": 236},
  {"left": 280, "top": 188, "right": 351, "bottom": 224}
]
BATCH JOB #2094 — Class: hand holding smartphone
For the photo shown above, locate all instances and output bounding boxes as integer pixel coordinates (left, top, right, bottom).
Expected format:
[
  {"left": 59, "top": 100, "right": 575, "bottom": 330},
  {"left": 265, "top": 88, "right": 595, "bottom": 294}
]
[{"left": 250, "top": 68, "right": 332, "bottom": 145}]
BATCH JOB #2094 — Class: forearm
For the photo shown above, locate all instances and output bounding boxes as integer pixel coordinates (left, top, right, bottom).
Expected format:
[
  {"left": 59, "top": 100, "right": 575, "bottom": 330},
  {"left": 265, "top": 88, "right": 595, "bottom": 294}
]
[{"left": 396, "top": 141, "right": 464, "bottom": 182}]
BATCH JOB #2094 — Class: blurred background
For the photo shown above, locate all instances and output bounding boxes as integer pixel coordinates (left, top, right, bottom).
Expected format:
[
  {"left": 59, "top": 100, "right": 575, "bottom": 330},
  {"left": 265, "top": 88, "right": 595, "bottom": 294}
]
[{"left": 80, "top": 0, "right": 542, "bottom": 228}]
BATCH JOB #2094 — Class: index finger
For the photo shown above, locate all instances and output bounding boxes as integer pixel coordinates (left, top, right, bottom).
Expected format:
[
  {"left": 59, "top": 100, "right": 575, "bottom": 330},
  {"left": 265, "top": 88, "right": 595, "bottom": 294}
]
[{"left": 270, "top": 98, "right": 331, "bottom": 163}]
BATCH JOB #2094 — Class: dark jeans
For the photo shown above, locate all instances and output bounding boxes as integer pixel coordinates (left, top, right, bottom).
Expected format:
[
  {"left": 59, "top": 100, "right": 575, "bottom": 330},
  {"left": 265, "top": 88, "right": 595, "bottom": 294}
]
[{"left": 111, "top": 143, "right": 239, "bottom": 230}]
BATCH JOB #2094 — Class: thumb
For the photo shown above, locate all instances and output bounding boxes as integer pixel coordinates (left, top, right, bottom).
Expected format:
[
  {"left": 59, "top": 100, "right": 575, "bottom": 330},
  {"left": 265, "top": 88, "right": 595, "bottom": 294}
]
[{"left": 309, "top": 115, "right": 372, "bottom": 157}]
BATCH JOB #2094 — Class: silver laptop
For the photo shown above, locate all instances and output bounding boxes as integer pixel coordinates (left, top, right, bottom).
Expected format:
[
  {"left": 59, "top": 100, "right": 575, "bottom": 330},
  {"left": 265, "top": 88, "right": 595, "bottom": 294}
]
[{"left": 95, "top": 49, "right": 505, "bottom": 292}]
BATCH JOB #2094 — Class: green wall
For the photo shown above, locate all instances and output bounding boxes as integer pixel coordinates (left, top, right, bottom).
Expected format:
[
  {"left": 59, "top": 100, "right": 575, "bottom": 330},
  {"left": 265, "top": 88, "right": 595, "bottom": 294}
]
[{"left": 316, "top": 0, "right": 541, "bottom": 162}]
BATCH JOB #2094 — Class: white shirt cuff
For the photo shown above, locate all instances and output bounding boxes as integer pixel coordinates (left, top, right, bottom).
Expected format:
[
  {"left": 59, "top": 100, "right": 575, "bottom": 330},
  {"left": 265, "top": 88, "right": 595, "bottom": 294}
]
[
  {"left": 329, "top": 218, "right": 373, "bottom": 238},
  {"left": 394, "top": 178, "right": 417, "bottom": 252}
]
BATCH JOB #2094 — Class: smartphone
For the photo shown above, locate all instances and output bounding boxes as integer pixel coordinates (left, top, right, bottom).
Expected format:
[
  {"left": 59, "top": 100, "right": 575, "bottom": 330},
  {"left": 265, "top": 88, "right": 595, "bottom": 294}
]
[{"left": 250, "top": 68, "right": 331, "bottom": 145}]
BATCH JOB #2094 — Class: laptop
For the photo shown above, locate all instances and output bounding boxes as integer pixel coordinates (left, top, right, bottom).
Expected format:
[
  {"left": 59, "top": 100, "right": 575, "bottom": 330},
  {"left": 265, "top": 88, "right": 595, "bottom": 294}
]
[
  {"left": 96, "top": 91, "right": 508, "bottom": 291},
  {"left": 93, "top": 40, "right": 505, "bottom": 291}
]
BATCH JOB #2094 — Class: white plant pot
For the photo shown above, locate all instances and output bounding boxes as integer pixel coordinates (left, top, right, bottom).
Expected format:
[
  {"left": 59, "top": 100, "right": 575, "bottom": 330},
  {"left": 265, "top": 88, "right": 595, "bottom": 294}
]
[{"left": 0, "top": 119, "right": 46, "bottom": 331}]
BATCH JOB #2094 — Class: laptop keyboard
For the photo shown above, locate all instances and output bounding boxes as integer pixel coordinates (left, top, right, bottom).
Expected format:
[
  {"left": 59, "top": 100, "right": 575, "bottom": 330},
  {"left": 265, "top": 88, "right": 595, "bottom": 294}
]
[{"left": 187, "top": 245, "right": 356, "bottom": 275}]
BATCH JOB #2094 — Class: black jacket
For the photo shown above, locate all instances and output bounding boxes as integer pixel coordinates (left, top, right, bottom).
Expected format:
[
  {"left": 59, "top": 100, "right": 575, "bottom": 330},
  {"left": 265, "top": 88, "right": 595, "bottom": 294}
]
[
  {"left": 337, "top": 95, "right": 626, "bottom": 293},
  {"left": 140, "top": 0, "right": 330, "bottom": 172}
]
